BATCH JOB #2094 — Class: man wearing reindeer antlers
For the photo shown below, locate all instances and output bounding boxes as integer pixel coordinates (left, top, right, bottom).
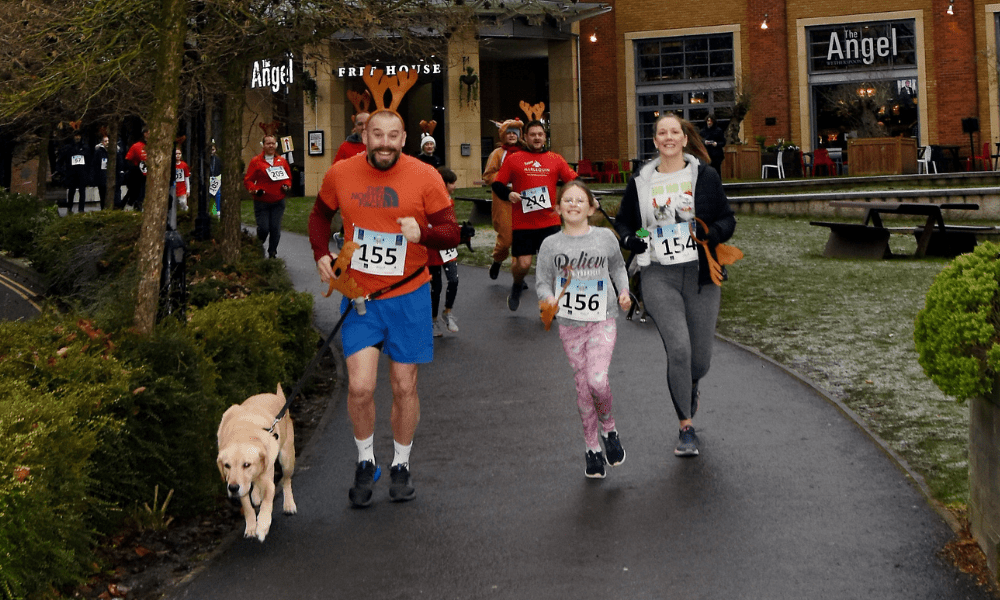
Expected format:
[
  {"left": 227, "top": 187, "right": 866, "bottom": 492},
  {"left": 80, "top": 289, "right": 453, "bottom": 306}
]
[
  {"left": 308, "top": 67, "right": 460, "bottom": 508},
  {"left": 491, "top": 119, "right": 577, "bottom": 311},
  {"left": 334, "top": 111, "right": 369, "bottom": 164},
  {"left": 244, "top": 124, "right": 292, "bottom": 259}
]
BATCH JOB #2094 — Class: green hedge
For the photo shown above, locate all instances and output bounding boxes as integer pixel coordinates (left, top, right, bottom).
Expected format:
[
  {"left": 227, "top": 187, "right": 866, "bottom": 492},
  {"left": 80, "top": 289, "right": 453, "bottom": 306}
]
[
  {"left": 0, "top": 315, "right": 133, "bottom": 599},
  {"left": 0, "top": 209, "right": 321, "bottom": 598},
  {"left": 0, "top": 191, "right": 57, "bottom": 258}
]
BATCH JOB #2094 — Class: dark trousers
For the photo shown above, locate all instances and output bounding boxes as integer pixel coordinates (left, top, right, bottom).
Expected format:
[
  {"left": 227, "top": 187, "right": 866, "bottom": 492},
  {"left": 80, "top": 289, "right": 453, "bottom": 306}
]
[
  {"left": 253, "top": 198, "right": 286, "bottom": 257},
  {"left": 123, "top": 169, "right": 146, "bottom": 210},
  {"left": 429, "top": 262, "right": 458, "bottom": 318},
  {"left": 66, "top": 182, "right": 86, "bottom": 213}
]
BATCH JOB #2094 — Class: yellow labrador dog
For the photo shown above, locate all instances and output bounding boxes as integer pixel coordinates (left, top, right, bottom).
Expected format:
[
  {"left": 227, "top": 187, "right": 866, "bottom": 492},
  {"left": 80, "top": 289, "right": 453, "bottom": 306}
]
[{"left": 216, "top": 384, "right": 297, "bottom": 542}]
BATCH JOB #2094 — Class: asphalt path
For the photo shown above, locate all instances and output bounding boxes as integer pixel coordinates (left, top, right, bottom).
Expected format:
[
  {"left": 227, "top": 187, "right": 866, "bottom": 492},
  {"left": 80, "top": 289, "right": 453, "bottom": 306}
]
[
  {"left": 0, "top": 260, "right": 42, "bottom": 322},
  {"left": 169, "top": 231, "right": 989, "bottom": 599}
]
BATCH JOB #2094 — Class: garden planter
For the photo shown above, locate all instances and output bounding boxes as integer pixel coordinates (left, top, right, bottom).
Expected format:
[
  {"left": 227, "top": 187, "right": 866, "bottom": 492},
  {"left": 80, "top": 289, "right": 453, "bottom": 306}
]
[
  {"left": 969, "top": 389, "right": 1000, "bottom": 580},
  {"left": 847, "top": 137, "right": 918, "bottom": 175},
  {"left": 721, "top": 146, "right": 761, "bottom": 181}
]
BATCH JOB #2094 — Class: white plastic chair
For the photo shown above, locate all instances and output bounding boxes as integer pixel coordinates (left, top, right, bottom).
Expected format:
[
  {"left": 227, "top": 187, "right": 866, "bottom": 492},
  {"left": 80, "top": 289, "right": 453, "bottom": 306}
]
[
  {"left": 761, "top": 149, "right": 785, "bottom": 179},
  {"left": 917, "top": 146, "right": 937, "bottom": 174}
]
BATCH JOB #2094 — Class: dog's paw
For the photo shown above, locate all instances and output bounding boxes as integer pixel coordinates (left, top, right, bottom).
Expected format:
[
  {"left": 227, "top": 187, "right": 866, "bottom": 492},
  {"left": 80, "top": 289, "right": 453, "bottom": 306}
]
[
  {"left": 243, "top": 522, "right": 257, "bottom": 539},
  {"left": 283, "top": 498, "right": 298, "bottom": 515},
  {"left": 255, "top": 515, "right": 272, "bottom": 542}
]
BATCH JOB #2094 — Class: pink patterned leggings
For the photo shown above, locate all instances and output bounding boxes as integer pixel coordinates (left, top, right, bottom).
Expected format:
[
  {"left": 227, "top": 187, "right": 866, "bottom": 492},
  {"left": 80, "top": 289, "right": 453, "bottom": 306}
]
[{"left": 558, "top": 318, "right": 618, "bottom": 450}]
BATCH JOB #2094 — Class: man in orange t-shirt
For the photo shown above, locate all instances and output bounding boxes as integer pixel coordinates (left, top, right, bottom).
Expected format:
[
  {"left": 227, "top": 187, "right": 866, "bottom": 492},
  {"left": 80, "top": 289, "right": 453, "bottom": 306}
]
[{"left": 308, "top": 110, "right": 459, "bottom": 507}]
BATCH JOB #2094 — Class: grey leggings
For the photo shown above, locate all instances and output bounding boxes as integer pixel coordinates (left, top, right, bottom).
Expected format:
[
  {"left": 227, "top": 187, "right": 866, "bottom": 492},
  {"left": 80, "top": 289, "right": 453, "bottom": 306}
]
[{"left": 640, "top": 262, "right": 721, "bottom": 421}]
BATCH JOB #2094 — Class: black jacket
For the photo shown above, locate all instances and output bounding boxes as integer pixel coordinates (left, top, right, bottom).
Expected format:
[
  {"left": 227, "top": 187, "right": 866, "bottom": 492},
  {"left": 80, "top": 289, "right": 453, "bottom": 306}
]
[{"left": 614, "top": 156, "right": 736, "bottom": 287}]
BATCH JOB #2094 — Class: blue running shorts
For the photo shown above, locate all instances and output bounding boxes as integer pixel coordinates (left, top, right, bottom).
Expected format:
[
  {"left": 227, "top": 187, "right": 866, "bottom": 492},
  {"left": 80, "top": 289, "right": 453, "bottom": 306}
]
[{"left": 339, "top": 283, "right": 433, "bottom": 364}]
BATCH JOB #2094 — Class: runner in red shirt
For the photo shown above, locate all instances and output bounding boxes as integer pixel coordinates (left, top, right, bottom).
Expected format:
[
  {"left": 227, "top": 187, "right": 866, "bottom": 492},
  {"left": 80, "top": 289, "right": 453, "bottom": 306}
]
[
  {"left": 123, "top": 128, "right": 148, "bottom": 211},
  {"left": 308, "top": 110, "right": 460, "bottom": 507},
  {"left": 244, "top": 134, "right": 292, "bottom": 258},
  {"left": 491, "top": 120, "right": 577, "bottom": 311},
  {"left": 174, "top": 149, "right": 191, "bottom": 211}
]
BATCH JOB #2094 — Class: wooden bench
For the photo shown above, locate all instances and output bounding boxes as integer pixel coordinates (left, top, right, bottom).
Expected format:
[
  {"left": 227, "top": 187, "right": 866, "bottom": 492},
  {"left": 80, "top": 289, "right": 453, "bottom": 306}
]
[
  {"left": 809, "top": 221, "right": 891, "bottom": 259},
  {"left": 812, "top": 201, "right": 982, "bottom": 258}
]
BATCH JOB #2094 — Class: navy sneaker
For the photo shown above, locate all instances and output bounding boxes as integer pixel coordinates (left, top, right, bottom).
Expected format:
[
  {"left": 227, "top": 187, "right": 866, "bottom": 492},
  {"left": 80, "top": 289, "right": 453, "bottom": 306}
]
[
  {"left": 603, "top": 431, "right": 626, "bottom": 466},
  {"left": 489, "top": 261, "right": 502, "bottom": 280},
  {"left": 348, "top": 460, "right": 381, "bottom": 507},
  {"left": 585, "top": 450, "right": 606, "bottom": 479},
  {"left": 674, "top": 426, "right": 700, "bottom": 457},
  {"left": 507, "top": 282, "right": 522, "bottom": 311},
  {"left": 389, "top": 464, "right": 416, "bottom": 502}
]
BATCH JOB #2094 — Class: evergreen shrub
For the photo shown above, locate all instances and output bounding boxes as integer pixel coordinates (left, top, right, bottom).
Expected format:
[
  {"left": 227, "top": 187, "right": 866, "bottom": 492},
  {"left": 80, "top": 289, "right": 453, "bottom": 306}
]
[
  {"left": 0, "top": 191, "right": 56, "bottom": 258},
  {"left": 914, "top": 241, "right": 1000, "bottom": 401}
]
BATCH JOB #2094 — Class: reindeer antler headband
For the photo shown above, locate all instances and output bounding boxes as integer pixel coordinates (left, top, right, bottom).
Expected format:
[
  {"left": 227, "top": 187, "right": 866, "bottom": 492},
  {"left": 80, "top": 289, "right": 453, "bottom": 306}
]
[
  {"left": 419, "top": 120, "right": 437, "bottom": 136},
  {"left": 362, "top": 65, "right": 419, "bottom": 121},
  {"left": 258, "top": 121, "right": 281, "bottom": 138},
  {"left": 347, "top": 89, "right": 372, "bottom": 121},
  {"left": 519, "top": 101, "right": 545, "bottom": 123}
]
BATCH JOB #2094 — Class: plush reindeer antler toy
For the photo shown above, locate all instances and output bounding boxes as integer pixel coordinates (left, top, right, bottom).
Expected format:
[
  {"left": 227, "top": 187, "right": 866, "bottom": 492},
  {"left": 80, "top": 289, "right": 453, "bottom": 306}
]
[
  {"left": 539, "top": 268, "right": 573, "bottom": 331},
  {"left": 691, "top": 217, "right": 744, "bottom": 286}
]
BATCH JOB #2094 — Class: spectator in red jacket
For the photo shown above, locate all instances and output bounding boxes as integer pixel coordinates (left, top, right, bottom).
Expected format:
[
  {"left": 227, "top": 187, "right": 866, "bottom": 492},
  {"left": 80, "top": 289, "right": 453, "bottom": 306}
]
[{"left": 333, "top": 112, "right": 369, "bottom": 163}]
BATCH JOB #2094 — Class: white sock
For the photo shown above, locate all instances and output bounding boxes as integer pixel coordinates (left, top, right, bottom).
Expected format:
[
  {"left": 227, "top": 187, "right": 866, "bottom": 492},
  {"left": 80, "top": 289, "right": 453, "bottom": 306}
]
[
  {"left": 355, "top": 435, "right": 375, "bottom": 464},
  {"left": 392, "top": 440, "right": 412, "bottom": 468}
]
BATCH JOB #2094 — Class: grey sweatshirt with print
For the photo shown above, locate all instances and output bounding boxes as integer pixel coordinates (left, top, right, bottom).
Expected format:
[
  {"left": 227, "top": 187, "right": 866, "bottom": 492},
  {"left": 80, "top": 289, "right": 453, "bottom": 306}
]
[{"left": 535, "top": 226, "right": 630, "bottom": 327}]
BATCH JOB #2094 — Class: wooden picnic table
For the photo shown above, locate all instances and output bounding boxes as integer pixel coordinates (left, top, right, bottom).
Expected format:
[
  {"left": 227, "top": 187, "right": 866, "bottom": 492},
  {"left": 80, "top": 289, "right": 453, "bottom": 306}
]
[{"left": 810, "top": 201, "right": 984, "bottom": 259}]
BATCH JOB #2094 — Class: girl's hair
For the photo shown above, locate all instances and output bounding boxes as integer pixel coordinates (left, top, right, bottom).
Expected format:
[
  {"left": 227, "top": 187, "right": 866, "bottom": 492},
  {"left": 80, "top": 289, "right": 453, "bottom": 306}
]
[
  {"left": 654, "top": 112, "right": 712, "bottom": 164},
  {"left": 438, "top": 167, "right": 457, "bottom": 184},
  {"left": 558, "top": 179, "right": 599, "bottom": 209}
]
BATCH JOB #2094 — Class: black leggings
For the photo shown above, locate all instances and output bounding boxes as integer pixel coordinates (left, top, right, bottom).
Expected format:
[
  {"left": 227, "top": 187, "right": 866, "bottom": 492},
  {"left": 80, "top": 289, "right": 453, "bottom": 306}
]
[{"left": 429, "top": 262, "right": 458, "bottom": 318}]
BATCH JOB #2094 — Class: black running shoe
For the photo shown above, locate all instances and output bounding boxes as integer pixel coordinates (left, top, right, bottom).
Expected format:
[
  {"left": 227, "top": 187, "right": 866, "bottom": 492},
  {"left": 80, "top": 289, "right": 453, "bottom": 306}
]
[
  {"left": 489, "top": 261, "right": 501, "bottom": 280},
  {"left": 348, "top": 460, "right": 381, "bottom": 507},
  {"left": 585, "top": 450, "right": 606, "bottom": 478},
  {"left": 674, "top": 426, "right": 700, "bottom": 457},
  {"left": 603, "top": 431, "right": 626, "bottom": 466},
  {"left": 507, "top": 282, "right": 522, "bottom": 311},
  {"left": 388, "top": 464, "right": 416, "bottom": 502}
]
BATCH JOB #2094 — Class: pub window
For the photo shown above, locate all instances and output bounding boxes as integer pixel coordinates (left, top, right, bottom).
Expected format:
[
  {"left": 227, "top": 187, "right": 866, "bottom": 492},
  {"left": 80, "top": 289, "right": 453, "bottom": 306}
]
[{"left": 635, "top": 33, "right": 735, "bottom": 161}]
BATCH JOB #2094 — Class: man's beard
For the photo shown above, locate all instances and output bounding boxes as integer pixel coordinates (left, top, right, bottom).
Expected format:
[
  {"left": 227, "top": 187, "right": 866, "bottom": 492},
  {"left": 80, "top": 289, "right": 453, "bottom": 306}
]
[{"left": 368, "top": 147, "right": 400, "bottom": 171}]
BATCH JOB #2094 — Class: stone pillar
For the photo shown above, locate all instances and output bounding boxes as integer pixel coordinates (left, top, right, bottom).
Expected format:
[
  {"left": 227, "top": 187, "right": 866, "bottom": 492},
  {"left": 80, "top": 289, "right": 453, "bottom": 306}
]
[
  {"left": 969, "top": 392, "right": 1000, "bottom": 581},
  {"left": 548, "top": 38, "right": 580, "bottom": 164},
  {"left": 446, "top": 29, "right": 482, "bottom": 188},
  {"left": 302, "top": 43, "right": 348, "bottom": 196}
]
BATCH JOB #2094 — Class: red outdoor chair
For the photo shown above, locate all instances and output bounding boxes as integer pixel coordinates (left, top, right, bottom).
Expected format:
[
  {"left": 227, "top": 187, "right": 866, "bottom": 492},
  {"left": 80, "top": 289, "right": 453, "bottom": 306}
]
[
  {"left": 966, "top": 142, "right": 993, "bottom": 171},
  {"left": 577, "top": 159, "right": 596, "bottom": 181},
  {"left": 812, "top": 148, "right": 836, "bottom": 176},
  {"left": 597, "top": 159, "right": 620, "bottom": 183}
]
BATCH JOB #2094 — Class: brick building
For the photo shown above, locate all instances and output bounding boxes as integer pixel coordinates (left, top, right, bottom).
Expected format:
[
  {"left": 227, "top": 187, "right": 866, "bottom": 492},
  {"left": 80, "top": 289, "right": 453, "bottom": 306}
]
[{"left": 578, "top": 1, "right": 994, "bottom": 168}]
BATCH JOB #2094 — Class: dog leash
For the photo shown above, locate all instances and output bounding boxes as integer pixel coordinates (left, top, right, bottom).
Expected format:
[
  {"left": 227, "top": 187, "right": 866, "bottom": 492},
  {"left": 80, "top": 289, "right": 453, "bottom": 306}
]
[{"left": 265, "top": 266, "right": 428, "bottom": 437}]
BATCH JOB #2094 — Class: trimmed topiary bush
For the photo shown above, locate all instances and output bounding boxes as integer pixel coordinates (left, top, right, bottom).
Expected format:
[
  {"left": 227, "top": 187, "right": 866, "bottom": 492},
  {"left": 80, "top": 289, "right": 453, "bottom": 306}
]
[{"left": 914, "top": 241, "right": 1000, "bottom": 401}]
